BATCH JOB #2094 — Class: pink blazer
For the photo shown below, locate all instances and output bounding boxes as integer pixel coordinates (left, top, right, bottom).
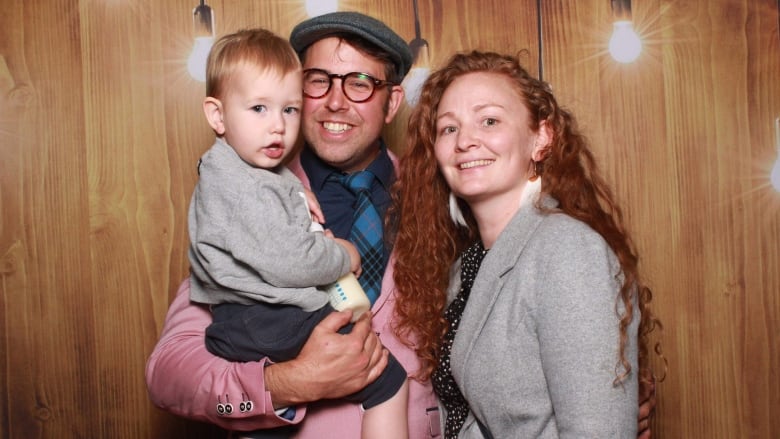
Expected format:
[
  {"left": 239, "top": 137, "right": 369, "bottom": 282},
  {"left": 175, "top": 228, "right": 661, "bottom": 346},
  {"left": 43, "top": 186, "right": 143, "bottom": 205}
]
[{"left": 145, "top": 154, "right": 441, "bottom": 438}]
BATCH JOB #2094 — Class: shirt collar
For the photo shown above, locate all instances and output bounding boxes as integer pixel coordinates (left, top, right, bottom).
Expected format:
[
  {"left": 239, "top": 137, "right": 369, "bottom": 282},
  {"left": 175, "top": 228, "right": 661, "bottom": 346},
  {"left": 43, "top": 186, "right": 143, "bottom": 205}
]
[{"left": 300, "top": 139, "right": 396, "bottom": 191}]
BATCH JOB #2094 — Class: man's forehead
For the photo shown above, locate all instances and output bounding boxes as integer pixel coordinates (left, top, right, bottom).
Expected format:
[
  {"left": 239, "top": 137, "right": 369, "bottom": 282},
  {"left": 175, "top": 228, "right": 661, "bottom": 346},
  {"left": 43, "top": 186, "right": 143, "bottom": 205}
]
[{"left": 302, "top": 38, "right": 385, "bottom": 77}]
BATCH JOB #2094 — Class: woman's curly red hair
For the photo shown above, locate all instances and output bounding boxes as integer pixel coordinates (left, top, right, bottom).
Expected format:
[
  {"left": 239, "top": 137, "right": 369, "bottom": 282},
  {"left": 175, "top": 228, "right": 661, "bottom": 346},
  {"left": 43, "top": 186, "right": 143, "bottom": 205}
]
[{"left": 387, "top": 50, "right": 664, "bottom": 385}]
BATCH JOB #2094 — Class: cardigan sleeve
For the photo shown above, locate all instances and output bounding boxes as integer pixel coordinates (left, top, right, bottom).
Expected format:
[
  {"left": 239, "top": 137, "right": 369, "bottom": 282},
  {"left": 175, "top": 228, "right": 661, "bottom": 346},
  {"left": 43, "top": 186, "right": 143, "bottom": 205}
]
[
  {"left": 224, "top": 180, "right": 351, "bottom": 288},
  {"left": 189, "top": 168, "right": 351, "bottom": 308}
]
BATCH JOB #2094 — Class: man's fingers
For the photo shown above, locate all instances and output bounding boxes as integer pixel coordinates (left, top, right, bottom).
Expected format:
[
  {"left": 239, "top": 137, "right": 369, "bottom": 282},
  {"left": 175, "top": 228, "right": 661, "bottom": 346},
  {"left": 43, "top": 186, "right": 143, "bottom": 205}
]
[
  {"left": 316, "top": 309, "right": 353, "bottom": 333},
  {"left": 366, "top": 348, "right": 389, "bottom": 383}
]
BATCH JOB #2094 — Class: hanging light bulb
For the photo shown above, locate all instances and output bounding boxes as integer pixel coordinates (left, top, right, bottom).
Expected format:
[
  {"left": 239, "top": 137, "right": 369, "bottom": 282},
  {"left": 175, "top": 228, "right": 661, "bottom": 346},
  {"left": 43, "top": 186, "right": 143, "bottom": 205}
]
[
  {"left": 187, "top": 1, "right": 215, "bottom": 82},
  {"left": 402, "top": 0, "right": 430, "bottom": 106},
  {"left": 609, "top": 21, "right": 642, "bottom": 63},
  {"left": 403, "top": 39, "right": 430, "bottom": 106},
  {"left": 771, "top": 117, "right": 780, "bottom": 191},
  {"left": 305, "top": 0, "right": 338, "bottom": 17},
  {"left": 609, "top": 0, "right": 642, "bottom": 63},
  {"left": 403, "top": 64, "right": 430, "bottom": 107}
]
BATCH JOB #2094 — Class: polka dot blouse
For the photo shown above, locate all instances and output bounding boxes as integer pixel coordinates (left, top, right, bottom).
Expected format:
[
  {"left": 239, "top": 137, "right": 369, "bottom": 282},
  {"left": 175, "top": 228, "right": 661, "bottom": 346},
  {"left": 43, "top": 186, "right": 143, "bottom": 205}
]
[{"left": 431, "top": 241, "right": 489, "bottom": 438}]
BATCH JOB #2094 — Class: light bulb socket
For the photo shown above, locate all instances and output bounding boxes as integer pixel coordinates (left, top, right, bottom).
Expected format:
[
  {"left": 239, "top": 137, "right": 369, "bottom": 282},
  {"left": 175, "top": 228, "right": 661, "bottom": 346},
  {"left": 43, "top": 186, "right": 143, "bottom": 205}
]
[
  {"left": 192, "top": 2, "right": 214, "bottom": 38},
  {"left": 408, "top": 38, "right": 429, "bottom": 65},
  {"left": 611, "top": 0, "right": 632, "bottom": 21}
]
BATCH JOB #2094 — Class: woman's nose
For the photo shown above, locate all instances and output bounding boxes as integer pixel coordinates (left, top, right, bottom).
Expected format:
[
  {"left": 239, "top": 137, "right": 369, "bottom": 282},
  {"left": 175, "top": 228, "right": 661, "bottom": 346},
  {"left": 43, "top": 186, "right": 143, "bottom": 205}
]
[{"left": 455, "top": 128, "right": 479, "bottom": 152}]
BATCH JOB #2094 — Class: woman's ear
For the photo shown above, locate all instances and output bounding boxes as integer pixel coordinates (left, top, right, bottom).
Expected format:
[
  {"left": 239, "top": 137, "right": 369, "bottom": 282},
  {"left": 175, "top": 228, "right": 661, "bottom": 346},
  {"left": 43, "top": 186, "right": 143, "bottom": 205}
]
[
  {"left": 203, "top": 97, "right": 226, "bottom": 135},
  {"left": 532, "top": 120, "right": 552, "bottom": 162}
]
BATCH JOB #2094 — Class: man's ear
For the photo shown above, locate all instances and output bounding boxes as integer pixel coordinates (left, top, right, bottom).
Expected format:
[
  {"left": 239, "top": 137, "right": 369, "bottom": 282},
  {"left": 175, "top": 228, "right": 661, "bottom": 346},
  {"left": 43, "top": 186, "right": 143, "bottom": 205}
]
[
  {"left": 203, "top": 97, "right": 225, "bottom": 135},
  {"left": 383, "top": 85, "right": 405, "bottom": 124},
  {"left": 532, "top": 120, "right": 553, "bottom": 162}
]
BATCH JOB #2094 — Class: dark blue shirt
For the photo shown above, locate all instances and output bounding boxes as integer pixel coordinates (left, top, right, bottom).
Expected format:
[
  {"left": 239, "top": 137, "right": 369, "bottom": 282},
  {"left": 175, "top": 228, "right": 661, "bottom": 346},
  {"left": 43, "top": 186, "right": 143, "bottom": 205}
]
[{"left": 300, "top": 140, "right": 395, "bottom": 267}]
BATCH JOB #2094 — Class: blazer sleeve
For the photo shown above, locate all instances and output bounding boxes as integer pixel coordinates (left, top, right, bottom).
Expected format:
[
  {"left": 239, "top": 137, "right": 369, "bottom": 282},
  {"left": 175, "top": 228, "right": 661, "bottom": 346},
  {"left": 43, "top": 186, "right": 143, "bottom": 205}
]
[
  {"left": 535, "top": 223, "right": 638, "bottom": 438},
  {"left": 145, "top": 278, "right": 308, "bottom": 431}
]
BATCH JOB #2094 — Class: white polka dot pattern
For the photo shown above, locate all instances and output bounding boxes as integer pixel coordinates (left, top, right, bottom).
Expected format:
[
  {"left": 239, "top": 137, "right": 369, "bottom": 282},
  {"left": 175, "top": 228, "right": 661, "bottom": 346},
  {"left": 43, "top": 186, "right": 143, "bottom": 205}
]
[{"left": 431, "top": 242, "right": 489, "bottom": 439}]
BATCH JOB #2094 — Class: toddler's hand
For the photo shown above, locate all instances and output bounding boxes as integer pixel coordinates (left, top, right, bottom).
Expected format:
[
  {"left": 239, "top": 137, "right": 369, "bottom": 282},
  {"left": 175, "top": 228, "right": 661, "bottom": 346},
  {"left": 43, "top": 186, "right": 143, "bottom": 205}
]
[{"left": 335, "top": 238, "right": 362, "bottom": 277}]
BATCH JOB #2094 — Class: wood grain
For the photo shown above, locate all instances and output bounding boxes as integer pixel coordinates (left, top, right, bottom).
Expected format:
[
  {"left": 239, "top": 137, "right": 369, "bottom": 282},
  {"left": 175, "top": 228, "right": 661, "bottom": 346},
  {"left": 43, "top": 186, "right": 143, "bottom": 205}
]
[{"left": 0, "top": 0, "right": 777, "bottom": 437}]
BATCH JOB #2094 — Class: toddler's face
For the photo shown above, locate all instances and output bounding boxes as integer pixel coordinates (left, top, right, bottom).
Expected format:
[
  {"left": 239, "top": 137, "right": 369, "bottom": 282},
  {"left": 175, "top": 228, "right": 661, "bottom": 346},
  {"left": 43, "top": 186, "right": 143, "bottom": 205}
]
[{"left": 219, "top": 67, "right": 302, "bottom": 169}]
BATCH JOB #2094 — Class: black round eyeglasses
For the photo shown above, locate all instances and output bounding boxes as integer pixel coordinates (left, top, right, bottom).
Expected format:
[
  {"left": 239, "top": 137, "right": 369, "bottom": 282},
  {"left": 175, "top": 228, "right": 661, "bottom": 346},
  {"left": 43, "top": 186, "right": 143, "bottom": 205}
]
[{"left": 302, "top": 68, "right": 396, "bottom": 103}]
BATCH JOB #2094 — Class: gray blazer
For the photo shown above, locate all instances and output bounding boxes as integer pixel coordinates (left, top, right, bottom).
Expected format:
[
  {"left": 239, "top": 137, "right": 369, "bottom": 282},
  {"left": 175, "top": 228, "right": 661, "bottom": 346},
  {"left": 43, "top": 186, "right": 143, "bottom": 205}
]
[{"left": 443, "top": 196, "right": 639, "bottom": 438}]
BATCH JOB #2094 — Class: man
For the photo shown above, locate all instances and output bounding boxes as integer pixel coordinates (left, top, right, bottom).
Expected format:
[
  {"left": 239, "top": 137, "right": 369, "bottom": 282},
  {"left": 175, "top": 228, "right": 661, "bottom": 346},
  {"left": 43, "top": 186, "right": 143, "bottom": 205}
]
[{"left": 146, "top": 12, "right": 442, "bottom": 438}]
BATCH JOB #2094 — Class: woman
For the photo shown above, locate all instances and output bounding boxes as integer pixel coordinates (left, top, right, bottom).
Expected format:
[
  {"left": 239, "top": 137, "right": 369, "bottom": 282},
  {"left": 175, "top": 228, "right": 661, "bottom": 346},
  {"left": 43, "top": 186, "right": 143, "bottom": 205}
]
[{"left": 389, "top": 51, "right": 662, "bottom": 438}]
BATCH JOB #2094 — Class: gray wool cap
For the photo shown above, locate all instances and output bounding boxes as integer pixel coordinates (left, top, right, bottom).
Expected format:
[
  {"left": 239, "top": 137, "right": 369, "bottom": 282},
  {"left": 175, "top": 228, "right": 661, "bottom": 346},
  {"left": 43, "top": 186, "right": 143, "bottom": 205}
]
[{"left": 290, "top": 11, "right": 413, "bottom": 81}]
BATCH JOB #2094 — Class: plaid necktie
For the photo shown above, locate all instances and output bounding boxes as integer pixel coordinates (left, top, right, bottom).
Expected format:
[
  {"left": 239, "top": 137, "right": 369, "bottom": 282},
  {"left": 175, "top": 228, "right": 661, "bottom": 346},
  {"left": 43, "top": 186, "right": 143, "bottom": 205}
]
[{"left": 339, "top": 171, "right": 384, "bottom": 304}]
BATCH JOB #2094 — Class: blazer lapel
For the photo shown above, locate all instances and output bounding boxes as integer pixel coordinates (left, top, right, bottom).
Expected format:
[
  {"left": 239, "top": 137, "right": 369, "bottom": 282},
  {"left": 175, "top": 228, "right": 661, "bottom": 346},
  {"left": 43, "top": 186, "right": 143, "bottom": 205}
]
[{"left": 450, "top": 196, "right": 557, "bottom": 390}]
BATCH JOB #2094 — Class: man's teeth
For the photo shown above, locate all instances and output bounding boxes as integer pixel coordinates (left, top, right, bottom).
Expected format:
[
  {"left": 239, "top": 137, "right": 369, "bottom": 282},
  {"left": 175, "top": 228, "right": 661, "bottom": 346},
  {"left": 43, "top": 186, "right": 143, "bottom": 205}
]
[
  {"left": 459, "top": 160, "right": 494, "bottom": 169},
  {"left": 323, "top": 122, "right": 351, "bottom": 133}
]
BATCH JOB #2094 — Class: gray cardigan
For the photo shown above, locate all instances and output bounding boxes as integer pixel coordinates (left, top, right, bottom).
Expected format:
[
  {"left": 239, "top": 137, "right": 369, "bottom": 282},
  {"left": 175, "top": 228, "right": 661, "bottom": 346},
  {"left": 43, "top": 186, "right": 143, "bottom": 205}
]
[
  {"left": 444, "top": 196, "right": 639, "bottom": 438},
  {"left": 188, "top": 138, "right": 351, "bottom": 311}
]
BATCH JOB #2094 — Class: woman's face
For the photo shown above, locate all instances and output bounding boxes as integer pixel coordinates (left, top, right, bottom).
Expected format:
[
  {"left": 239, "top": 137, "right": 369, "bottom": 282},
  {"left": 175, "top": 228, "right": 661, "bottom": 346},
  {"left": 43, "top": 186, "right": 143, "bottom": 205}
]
[{"left": 433, "top": 72, "right": 546, "bottom": 208}]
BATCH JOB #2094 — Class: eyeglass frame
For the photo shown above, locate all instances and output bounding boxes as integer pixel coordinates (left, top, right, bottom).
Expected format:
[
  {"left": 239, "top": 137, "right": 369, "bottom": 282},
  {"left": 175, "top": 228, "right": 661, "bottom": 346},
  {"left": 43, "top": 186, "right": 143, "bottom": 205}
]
[{"left": 302, "top": 68, "right": 398, "bottom": 103}]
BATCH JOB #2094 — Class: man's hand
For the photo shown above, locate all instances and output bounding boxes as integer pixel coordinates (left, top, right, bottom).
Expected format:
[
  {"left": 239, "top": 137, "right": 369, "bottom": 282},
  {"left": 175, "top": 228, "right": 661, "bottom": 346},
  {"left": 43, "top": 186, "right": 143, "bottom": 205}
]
[
  {"left": 263, "top": 310, "right": 387, "bottom": 408},
  {"left": 637, "top": 369, "right": 657, "bottom": 439}
]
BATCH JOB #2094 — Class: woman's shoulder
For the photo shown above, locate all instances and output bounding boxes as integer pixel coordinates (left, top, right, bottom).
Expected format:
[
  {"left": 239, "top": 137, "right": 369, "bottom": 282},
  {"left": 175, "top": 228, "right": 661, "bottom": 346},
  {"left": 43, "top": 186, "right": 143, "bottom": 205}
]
[
  {"left": 538, "top": 209, "right": 594, "bottom": 233},
  {"left": 532, "top": 208, "right": 610, "bottom": 254}
]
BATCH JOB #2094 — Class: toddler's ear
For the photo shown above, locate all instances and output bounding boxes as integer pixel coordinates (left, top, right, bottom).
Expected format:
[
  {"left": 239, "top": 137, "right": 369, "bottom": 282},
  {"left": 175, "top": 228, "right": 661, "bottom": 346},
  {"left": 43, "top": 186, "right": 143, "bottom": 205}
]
[{"left": 203, "top": 97, "right": 225, "bottom": 135}]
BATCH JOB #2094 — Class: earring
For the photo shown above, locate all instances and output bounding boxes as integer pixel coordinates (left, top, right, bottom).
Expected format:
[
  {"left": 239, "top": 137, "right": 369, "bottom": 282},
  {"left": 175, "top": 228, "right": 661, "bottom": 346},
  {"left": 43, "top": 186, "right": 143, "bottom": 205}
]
[
  {"left": 448, "top": 192, "right": 468, "bottom": 227},
  {"left": 529, "top": 160, "right": 543, "bottom": 182}
]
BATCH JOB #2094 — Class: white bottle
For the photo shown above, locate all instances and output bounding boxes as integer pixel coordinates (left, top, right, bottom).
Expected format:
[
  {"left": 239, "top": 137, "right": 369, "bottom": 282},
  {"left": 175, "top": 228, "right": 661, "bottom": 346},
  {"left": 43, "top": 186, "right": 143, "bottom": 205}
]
[{"left": 325, "top": 273, "right": 371, "bottom": 322}]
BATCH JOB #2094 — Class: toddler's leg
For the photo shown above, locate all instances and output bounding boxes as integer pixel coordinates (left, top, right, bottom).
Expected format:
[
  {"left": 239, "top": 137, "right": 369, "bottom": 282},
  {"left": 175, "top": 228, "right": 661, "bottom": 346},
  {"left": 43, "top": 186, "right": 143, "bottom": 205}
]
[{"left": 361, "top": 379, "right": 409, "bottom": 439}]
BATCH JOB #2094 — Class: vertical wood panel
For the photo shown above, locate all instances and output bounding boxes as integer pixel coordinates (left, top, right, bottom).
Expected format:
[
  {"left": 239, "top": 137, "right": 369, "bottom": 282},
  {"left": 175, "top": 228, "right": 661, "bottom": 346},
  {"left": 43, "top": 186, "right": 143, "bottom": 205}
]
[
  {"left": 2, "top": 0, "right": 95, "bottom": 437},
  {"left": 81, "top": 1, "right": 173, "bottom": 436},
  {"left": 544, "top": 0, "right": 780, "bottom": 437},
  {"left": 0, "top": 0, "right": 777, "bottom": 437}
]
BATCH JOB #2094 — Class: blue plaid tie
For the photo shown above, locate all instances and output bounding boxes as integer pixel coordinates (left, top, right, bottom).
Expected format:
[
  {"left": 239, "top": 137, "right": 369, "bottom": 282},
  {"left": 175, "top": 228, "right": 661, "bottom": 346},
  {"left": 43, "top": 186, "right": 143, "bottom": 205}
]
[{"left": 340, "top": 171, "right": 384, "bottom": 304}]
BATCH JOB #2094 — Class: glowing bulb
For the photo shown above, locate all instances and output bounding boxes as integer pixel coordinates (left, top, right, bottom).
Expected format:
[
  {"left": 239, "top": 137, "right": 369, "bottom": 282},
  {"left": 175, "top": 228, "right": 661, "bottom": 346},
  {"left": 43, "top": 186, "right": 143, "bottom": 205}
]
[
  {"left": 305, "top": 0, "right": 338, "bottom": 17},
  {"left": 187, "top": 36, "right": 214, "bottom": 82},
  {"left": 186, "top": 2, "right": 214, "bottom": 82},
  {"left": 771, "top": 159, "right": 780, "bottom": 191},
  {"left": 609, "top": 21, "right": 642, "bottom": 63},
  {"left": 404, "top": 38, "right": 430, "bottom": 107},
  {"left": 402, "top": 67, "right": 429, "bottom": 107}
]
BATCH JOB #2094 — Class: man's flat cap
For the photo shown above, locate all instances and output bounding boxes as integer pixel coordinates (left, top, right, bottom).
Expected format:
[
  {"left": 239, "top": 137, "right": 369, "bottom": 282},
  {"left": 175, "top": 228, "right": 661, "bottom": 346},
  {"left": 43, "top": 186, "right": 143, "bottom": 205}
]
[{"left": 290, "top": 11, "right": 413, "bottom": 81}]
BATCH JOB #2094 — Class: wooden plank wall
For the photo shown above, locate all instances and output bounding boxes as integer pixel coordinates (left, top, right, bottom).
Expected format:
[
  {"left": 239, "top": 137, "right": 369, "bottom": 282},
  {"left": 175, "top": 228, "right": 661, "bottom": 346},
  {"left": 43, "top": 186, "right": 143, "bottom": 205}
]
[
  {"left": 0, "top": 0, "right": 777, "bottom": 437},
  {"left": 543, "top": 1, "right": 780, "bottom": 437}
]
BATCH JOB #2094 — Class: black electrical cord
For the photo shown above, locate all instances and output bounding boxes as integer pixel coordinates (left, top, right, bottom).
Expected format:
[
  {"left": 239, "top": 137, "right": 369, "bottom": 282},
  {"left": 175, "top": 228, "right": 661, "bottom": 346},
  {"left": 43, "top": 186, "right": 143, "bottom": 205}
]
[{"left": 537, "top": 0, "right": 544, "bottom": 81}]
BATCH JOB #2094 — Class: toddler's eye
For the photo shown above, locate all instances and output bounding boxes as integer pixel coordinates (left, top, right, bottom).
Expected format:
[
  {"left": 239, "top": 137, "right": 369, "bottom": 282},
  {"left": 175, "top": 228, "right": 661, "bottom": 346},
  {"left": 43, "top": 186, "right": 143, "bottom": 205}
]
[{"left": 251, "top": 105, "right": 267, "bottom": 113}]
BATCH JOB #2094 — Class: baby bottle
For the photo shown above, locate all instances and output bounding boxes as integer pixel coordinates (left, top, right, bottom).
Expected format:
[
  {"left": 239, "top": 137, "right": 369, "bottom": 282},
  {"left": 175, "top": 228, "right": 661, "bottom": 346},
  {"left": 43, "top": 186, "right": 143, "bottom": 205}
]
[{"left": 325, "top": 273, "right": 371, "bottom": 322}]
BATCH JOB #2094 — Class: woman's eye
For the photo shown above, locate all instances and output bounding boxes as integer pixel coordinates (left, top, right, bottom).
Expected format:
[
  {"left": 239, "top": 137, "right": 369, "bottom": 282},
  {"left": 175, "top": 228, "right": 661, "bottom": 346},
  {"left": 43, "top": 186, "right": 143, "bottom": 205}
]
[
  {"left": 483, "top": 117, "right": 498, "bottom": 127},
  {"left": 439, "top": 126, "right": 457, "bottom": 135}
]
